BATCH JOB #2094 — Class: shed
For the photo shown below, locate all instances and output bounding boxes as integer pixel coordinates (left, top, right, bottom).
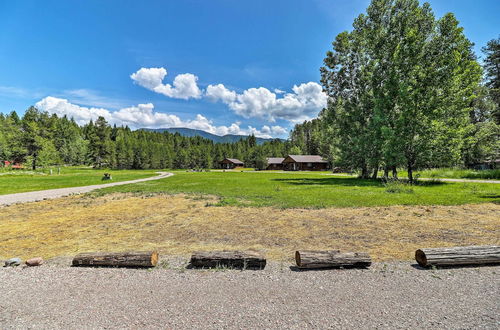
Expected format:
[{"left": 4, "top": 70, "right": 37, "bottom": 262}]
[
  {"left": 282, "top": 155, "right": 328, "bottom": 171},
  {"left": 266, "top": 157, "right": 285, "bottom": 170},
  {"left": 220, "top": 158, "right": 244, "bottom": 169}
]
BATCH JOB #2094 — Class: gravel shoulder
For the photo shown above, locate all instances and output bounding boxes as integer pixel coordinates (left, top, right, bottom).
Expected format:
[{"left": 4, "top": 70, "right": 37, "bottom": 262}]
[
  {"left": 0, "top": 172, "right": 173, "bottom": 206},
  {"left": 0, "top": 259, "right": 498, "bottom": 329}
]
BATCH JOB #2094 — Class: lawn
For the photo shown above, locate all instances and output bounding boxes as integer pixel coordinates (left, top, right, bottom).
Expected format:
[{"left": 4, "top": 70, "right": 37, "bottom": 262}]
[
  {"left": 0, "top": 167, "right": 159, "bottom": 195},
  {"left": 398, "top": 168, "right": 500, "bottom": 180},
  {"left": 97, "top": 171, "right": 500, "bottom": 208}
]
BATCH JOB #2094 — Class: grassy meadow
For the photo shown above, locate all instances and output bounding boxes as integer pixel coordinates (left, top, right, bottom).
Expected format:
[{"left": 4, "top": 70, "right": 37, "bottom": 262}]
[
  {"left": 397, "top": 168, "right": 500, "bottom": 180},
  {"left": 96, "top": 171, "right": 500, "bottom": 208},
  {"left": 0, "top": 167, "right": 159, "bottom": 195}
]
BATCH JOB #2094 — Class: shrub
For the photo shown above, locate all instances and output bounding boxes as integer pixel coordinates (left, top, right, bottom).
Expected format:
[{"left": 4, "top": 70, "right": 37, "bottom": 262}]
[{"left": 384, "top": 179, "right": 414, "bottom": 194}]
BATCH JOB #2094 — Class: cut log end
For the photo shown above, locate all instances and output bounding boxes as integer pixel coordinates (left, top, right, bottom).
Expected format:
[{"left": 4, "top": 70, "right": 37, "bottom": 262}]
[
  {"left": 150, "top": 251, "right": 159, "bottom": 267},
  {"left": 295, "top": 251, "right": 301, "bottom": 267},
  {"left": 415, "top": 249, "right": 427, "bottom": 267}
]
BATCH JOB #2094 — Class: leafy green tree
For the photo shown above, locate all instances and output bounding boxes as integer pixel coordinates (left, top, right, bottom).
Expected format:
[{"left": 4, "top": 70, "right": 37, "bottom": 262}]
[
  {"left": 37, "top": 138, "right": 60, "bottom": 167},
  {"left": 86, "top": 116, "right": 113, "bottom": 167},
  {"left": 482, "top": 36, "right": 500, "bottom": 123},
  {"left": 320, "top": 0, "right": 481, "bottom": 182}
]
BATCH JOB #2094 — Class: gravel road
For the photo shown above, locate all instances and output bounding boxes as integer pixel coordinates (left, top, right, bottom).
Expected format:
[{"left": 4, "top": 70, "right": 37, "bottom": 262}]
[
  {"left": 0, "top": 260, "right": 498, "bottom": 329},
  {"left": 0, "top": 172, "right": 173, "bottom": 206}
]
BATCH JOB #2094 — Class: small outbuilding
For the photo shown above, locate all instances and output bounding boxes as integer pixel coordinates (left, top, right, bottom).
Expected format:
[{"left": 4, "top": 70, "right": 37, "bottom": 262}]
[
  {"left": 266, "top": 157, "right": 285, "bottom": 170},
  {"left": 220, "top": 158, "right": 244, "bottom": 169},
  {"left": 282, "top": 155, "right": 329, "bottom": 171}
]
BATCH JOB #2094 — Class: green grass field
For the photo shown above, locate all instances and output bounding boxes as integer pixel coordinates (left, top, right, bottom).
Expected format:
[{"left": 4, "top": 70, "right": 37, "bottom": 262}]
[
  {"left": 398, "top": 168, "right": 500, "bottom": 180},
  {"left": 0, "top": 167, "right": 158, "bottom": 195},
  {"left": 97, "top": 171, "right": 500, "bottom": 208}
]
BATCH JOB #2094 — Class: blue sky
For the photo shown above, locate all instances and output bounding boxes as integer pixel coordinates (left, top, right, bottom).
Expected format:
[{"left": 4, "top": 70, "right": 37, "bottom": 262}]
[{"left": 1, "top": 0, "right": 498, "bottom": 138}]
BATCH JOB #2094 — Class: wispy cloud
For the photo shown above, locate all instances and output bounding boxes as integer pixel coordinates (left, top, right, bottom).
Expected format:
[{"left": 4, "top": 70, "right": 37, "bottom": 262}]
[
  {"left": 0, "top": 85, "right": 44, "bottom": 99},
  {"left": 59, "top": 89, "right": 128, "bottom": 109}
]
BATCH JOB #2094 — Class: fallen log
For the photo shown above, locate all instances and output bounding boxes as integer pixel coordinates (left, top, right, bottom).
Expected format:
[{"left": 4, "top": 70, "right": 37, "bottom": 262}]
[
  {"left": 415, "top": 245, "right": 500, "bottom": 267},
  {"left": 72, "top": 251, "right": 158, "bottom": 268},
  {"left": 190, "top": 251, "right": 266, "bottom": 269},
  {"left": 295, "top": 250, "right": 372, "bottom": 269}
]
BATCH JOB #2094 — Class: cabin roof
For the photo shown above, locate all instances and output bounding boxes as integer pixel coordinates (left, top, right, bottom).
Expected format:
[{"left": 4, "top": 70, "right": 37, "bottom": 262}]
[
  {"left": 284, "top": 155, "right": 328, "bottom": 163},
  {"left": 221, "top": 158, "right": 244, "bottom": 164},
  {"left": 266, "top": 157, "right": 285, "bottom": 164}
]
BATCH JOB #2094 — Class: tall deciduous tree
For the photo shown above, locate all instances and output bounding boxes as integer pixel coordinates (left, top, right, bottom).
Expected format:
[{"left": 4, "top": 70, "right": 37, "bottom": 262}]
[
  {"left": 320, "top": 0, "right": 481, "bottom": 182},
  {"left": 482, "top": 36, "right": 500, "bottom": 122}
]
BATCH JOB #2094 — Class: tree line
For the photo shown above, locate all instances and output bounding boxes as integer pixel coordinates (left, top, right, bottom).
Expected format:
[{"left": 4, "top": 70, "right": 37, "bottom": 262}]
[
  {"left": 290, "top": 0, "right": 499, "bottom": 182},
  {"left": 0, "top": 108, "right": 292, "bottom": 170}
]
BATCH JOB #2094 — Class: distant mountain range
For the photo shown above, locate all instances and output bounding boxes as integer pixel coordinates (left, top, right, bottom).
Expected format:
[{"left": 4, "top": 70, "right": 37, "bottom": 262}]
[{"left": 140, "top": 127, "right": 284, "bottom": 144}]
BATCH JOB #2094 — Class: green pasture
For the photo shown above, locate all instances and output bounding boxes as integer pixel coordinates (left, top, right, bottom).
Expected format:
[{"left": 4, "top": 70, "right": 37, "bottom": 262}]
[
  {"left": 0, "top": 167, "right": 158, "bottom": 195},
  {"left": 97, "top": 171, "right": 500, "bottom": 208}
]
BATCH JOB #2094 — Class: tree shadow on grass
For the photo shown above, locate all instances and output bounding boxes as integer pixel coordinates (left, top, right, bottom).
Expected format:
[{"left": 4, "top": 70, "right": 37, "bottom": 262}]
[
  {"left": 478, "top": 194, "right": 500, "bottom": 203},
  {"left": 271, "top": 177, "right": 447, "bottom": 188},
  {"left": 272, "top": 177, "right": 383, "bottom": 187}
]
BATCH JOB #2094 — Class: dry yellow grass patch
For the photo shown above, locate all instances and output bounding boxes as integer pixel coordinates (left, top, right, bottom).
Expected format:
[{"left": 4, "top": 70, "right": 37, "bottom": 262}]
[{"left": 1, "top": 193, "right": 499, "bottom": 262}]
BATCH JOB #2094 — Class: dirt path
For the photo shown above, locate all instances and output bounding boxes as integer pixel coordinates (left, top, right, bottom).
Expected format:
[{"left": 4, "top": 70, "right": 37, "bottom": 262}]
[
  {"left": 0, "top": 172, "right": 173, "bottom": 206},
  {"left": 0, "top": 261, "right": 498, "bottom": 329}
]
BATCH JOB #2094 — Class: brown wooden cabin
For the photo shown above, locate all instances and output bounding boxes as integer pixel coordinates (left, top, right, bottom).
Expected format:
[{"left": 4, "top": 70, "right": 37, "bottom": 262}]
[
  {"left": 282, "top": 155, "right": 329, "bottom": 171},
  {"left": 220, "top": 158, "right": 244, "bottom": 169},
  {"left": 266, "top": 157, "right": 284, "bottom": 170}
]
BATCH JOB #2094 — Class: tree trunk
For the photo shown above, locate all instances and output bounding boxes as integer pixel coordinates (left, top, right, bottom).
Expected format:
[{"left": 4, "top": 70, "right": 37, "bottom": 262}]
[
  {"left": 384, "top": 166, "right": 389, "bottom": 180},
  {"left": 190, "top": 251, "right": 266, "bottom": 269},
  {"left": 371, "top": 165, "right": 378, "bottom": 179},
  {"left": 415, "top": 246, "right": 500, "bottom": 267},
  {"left": 407, "top": 162, "right": 413, "bottom": 183},
  {"left": 72, "top": 251, "right": 158, "bottom": 267},
  {"left": 392, "top": 166, "right": 398, "bottom": 179},
  {"left": 360, "top": 164, "right": 369, "bottom": 179},
  {"left": 295, "top": 250, "right": 372, "bottom": 269}
]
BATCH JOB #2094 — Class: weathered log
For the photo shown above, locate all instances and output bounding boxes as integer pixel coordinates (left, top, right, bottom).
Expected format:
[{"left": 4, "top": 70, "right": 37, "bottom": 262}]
[
  {"left": 295, "top": 250, "right": 372, "bottom": 269},
  {"left": 72, "top": 251, "right": 158, "bottom": 268},
  {"left": 415, "top": 245, "right": 500, "bottom": 267},
  {"left": 190, "top": 251, "right": 266, "bottom": 269}
]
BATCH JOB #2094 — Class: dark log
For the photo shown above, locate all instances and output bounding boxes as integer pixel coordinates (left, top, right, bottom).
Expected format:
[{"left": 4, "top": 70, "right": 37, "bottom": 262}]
[
  {"left": 72, "top": 251, "right": 158, "bottom": 268},
  {"left": 295, "top": 250, "right": 372, "bottom": 269},
  {"left": 190, "top": 251, "right": 266, "bottom": 269},
  {"left": 415, "top": 245, "right": 500, "bottom": 267}
]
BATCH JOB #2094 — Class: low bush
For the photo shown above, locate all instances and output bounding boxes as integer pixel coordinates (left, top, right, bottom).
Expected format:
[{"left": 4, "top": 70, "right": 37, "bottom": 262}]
[{"left": 384, "top": 179, "right": 414, "bottom": 194}]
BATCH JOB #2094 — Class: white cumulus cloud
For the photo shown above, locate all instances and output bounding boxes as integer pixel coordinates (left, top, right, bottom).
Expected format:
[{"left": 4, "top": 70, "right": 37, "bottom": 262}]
[
  {"left": 130, "top": 67, "right": 202, "bottom": 100},
  {"left": 131, "top": 67, "right": 327, "bottom": 123},
  {"left": 205, "top": 82, "right": 327, "bottom": 123},
  {"left": 205, "top": 84, "right": 236, "bottom": 103},
  {"left": 35, "top": 96, "right": 286, "bottom": 138}
]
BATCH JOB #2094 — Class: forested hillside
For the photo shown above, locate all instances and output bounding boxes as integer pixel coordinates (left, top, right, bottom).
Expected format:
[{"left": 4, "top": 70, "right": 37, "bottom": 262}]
[
  {"left": 143, "top": 127, "right": 282, "bottom": 144},
  {"left": 0, "top": 108, "right": 290, "bottom": 170}
]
